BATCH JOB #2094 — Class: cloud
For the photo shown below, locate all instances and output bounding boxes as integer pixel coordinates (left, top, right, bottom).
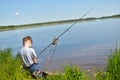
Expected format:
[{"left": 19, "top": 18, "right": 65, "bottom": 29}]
[{"left": 14, "top": 12, "right": 20, "bottom": 16}]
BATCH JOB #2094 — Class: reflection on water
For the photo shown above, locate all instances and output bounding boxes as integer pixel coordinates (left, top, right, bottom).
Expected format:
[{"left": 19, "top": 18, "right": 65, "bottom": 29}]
[{"left": 0, "top": 18, "right": 120, "bottom": 71}]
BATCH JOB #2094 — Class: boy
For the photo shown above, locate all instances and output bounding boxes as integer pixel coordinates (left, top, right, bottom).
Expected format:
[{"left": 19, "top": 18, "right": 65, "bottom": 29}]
[{"left": 18, "top": 36, "right": 48, "bottom": 78}]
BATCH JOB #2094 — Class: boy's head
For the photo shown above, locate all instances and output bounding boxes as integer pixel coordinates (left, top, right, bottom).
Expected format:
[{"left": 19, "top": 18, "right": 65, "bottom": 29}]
[{"left": 23, "top": 36, "right": 33, "bottom": 48}]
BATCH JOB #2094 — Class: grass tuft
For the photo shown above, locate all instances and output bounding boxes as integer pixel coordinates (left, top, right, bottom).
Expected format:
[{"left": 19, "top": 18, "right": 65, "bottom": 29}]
[
  {"left": 95, "top": 47, "right": 120, "bottom": 80},
  {"left": 0, "top": 48, "right": 33, "bottom": 80}
]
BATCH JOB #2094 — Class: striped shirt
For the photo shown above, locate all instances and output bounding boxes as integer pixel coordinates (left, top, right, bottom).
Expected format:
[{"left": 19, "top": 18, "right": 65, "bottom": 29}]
[{"left": 18, "top": 47, "right": 37, "bottom": 67}]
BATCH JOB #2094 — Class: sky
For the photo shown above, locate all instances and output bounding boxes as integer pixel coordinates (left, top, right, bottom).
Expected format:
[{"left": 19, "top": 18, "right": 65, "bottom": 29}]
[{"left": 0, "top": 0, "right": 120, "bottom": 26}]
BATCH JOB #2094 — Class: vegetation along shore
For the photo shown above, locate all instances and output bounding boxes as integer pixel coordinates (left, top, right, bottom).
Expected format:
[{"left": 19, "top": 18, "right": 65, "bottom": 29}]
[
  {"left": 0, "top": 47, "right": 120, "bottom": 80},
  {"left": 0, "top": 14, "right": 120, "bottom": 31}
]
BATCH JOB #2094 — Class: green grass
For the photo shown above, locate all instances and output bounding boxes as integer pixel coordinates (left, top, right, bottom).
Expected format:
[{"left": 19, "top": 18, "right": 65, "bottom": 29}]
[
  {"left": 46, "top": 65, "right": 90, "bottom": 80},
  {"left": 106, "top": 48, "right": 120, "bottom": 79},
  {"left": 95, "top": 47, "right": 120, "bottom": 80},
  {"left": 0, "top": 49, "right": 33, "bottom": 80},
  {"left": 0, "top": 47, "right": 120, "bottom": 80}
]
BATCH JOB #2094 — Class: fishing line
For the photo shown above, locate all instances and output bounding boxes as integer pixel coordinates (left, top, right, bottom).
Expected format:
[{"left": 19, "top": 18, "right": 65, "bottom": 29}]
[
  {"left": 37, "top": 8, "right": 94, "bottom": 57},
  {"left": 37, "top": 8, "right": 94, "bottom": 71}
]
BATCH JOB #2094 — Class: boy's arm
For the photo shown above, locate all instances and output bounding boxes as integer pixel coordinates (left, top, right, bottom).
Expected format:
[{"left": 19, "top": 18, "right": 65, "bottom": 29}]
[
  {"left": 31, "top": 48, "right": 37, "bottom": 64},
  {"left": 33, "top": 57, "right": 37, "bottom": 64}
]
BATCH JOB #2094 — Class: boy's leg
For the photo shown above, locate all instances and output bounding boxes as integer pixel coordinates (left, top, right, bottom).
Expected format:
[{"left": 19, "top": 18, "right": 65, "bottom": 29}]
[
  {"left": 29, "top": 59, "right": 44, "bottom": 72},
  {"left": 28, "top": 59, "right": 45, "bottom": 78}
]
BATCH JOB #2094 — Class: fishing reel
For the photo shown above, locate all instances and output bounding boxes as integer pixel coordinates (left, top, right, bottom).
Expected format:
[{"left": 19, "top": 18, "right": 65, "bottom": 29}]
[{"left": 52, "top": 37, "right": 58, "bottom": 45}]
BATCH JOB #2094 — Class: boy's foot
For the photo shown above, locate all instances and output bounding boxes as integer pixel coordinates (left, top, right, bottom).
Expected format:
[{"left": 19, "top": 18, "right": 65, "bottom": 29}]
[
  {"left": 32, "top": 70, "right": 42, "bottom": 78},
  {"left": 32, "top": 70, "right": 50, "bottom": 78}
]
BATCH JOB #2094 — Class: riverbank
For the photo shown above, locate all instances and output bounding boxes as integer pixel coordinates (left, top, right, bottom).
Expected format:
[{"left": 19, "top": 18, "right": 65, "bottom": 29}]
[
  {"left": 0, "top": 14, "right": 120, "bottom": 31},
  {"left": 0, "top": 47, "right": 120, "bottom": 80}
]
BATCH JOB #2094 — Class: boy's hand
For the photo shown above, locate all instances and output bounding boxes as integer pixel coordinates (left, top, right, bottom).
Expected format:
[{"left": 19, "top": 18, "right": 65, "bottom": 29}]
[
  {"left": 34, "top": 63, "right": 37, "bottom": 65},
  {"left": 33, "top": 57, "right": 37, "bottom": 64}
]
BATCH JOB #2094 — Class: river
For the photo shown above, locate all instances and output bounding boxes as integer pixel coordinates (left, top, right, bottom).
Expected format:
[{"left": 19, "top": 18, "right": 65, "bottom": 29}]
[{"left": 0, "top": 18, "right": 120, "bottom": 71}]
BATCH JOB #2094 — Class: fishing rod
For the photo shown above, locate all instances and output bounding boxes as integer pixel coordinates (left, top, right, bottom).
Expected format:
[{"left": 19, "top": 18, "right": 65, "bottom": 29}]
[{"left": 37, "top": 8, "right": 94, "bottom": 57}]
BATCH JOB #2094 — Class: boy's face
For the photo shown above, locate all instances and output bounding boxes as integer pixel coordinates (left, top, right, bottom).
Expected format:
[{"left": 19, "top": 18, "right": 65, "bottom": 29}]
[{"left": 24, "top": 40, "right": 32, "bottom": 48}]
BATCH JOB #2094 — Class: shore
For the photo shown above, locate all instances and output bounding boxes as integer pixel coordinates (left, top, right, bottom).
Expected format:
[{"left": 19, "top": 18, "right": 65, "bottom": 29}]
[
  {"left": 0, "top": 47, "right": 120, "bottom": 80},
  {"left": 48, "top": 55, "right": 106, "bottom": 72},
  {"left": 0, "top": 14, "right": 120, "bottom": 31}
]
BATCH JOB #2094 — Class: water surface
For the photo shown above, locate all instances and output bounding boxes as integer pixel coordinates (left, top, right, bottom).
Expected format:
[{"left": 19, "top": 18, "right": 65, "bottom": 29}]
[{"left": 0, "top": 18, "right": 120, "bottom": 71}]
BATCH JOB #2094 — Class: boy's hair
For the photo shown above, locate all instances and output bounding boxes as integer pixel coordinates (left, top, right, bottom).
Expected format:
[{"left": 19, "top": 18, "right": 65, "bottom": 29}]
[{"left": 23, "top": 36, "right": 33, "bottom": 45}]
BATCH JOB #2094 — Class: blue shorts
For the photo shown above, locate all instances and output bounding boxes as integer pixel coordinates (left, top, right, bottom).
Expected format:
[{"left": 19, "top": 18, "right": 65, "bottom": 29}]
[{"left": 28, "top": 59, "right": 44, "bottom": 72}]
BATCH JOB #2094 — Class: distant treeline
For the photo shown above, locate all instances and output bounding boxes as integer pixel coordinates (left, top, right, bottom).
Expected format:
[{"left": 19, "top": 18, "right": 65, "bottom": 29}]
[{"left": 0, "top": 14, "right": 120, "bottom": 31}]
